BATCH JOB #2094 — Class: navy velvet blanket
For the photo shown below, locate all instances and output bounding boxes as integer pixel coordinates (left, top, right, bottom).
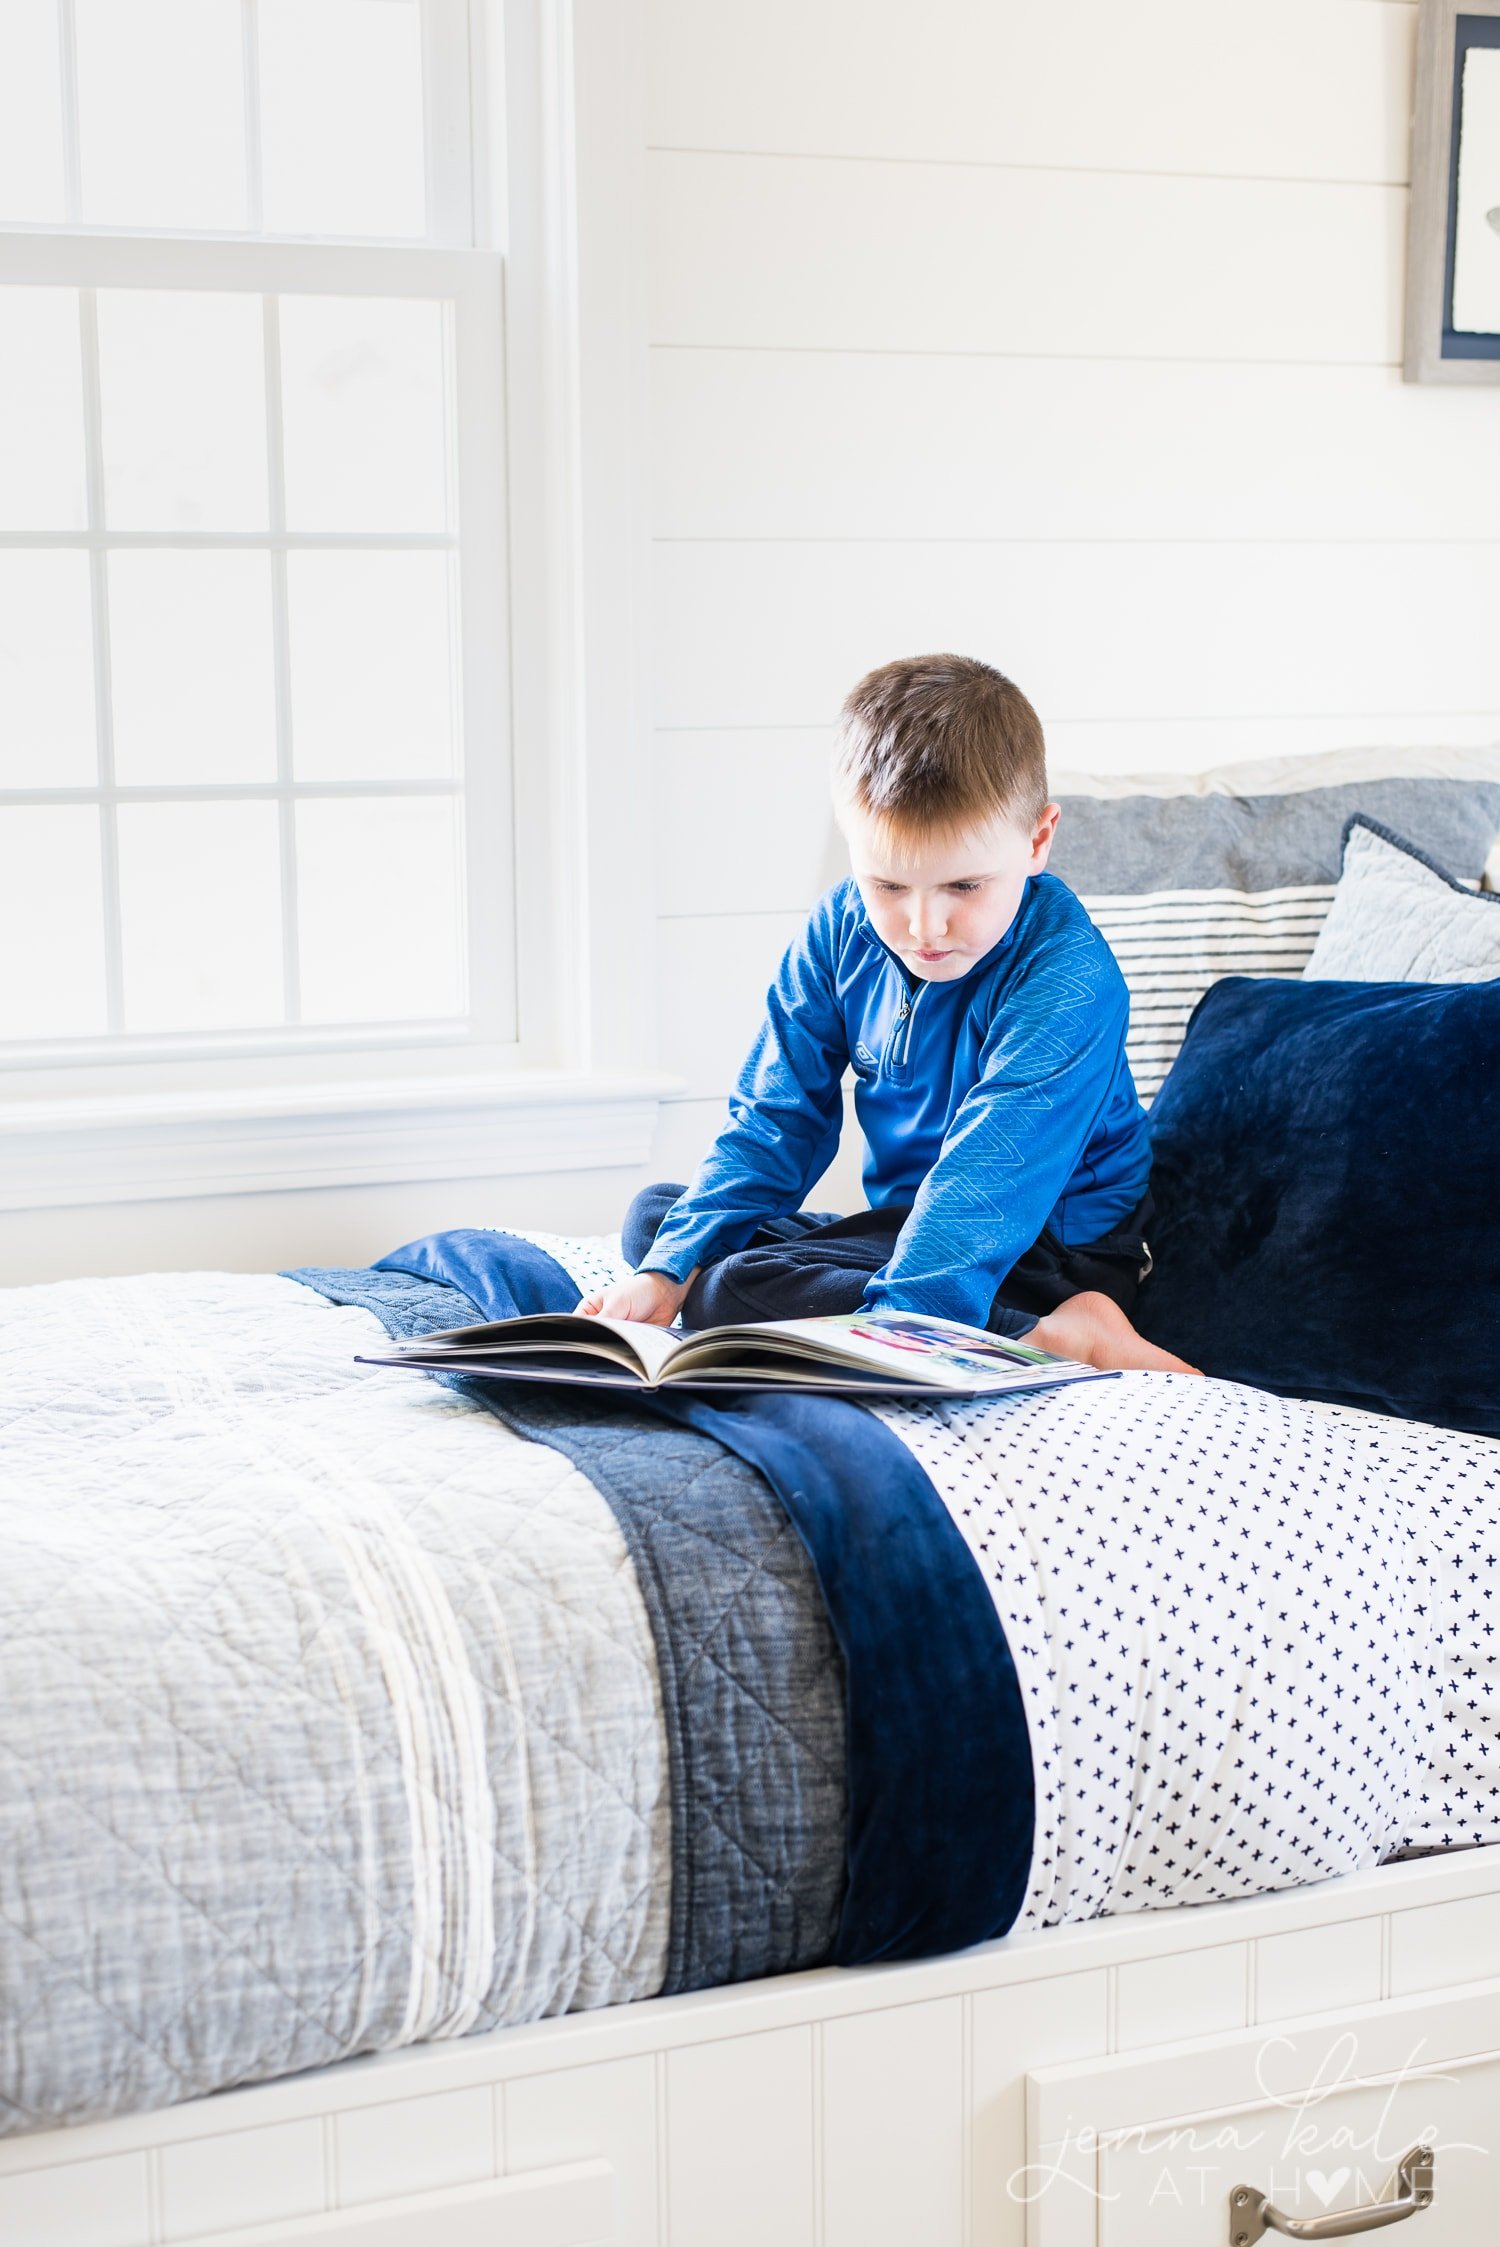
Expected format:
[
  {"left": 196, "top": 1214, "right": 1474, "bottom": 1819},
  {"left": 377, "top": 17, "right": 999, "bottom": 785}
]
[
  {"left": 292, "top": 1228, "right": 1034, "bottom": 1978},
  {"left": 1139, "top": 975, "right": 1500, "bottom": 1436}
]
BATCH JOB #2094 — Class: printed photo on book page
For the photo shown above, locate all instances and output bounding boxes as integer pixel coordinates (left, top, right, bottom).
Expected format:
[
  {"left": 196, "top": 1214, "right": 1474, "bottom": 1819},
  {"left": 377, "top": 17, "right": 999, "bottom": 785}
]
[{"left": 761, "top": 1308, "right": 1069, "bottom": 1390}]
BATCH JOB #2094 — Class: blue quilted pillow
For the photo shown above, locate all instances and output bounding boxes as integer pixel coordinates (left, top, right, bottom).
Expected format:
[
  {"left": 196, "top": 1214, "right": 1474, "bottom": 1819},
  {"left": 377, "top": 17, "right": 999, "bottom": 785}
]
[{"left": 1136, "top": 975, "right": 1500, "bottom": 1435}]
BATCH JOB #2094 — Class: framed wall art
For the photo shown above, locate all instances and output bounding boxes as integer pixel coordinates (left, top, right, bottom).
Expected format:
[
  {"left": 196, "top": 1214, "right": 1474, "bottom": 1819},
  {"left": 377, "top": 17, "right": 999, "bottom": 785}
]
[{"left": 1406, "top": 0, "right": 1500, "bottom": 382}]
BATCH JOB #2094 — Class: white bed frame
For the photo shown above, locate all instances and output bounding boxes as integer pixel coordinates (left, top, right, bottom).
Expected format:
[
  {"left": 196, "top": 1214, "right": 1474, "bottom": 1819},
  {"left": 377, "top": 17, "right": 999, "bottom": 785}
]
[{"left": 6, "top": 1846, "right": 1499, "bottom": 2247}]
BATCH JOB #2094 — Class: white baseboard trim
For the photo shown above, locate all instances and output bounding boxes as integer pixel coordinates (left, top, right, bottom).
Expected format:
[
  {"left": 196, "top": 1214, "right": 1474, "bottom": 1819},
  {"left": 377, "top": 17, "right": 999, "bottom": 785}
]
[{"left": 0, "top": 1072, "right": 681, "bottom": 1212}]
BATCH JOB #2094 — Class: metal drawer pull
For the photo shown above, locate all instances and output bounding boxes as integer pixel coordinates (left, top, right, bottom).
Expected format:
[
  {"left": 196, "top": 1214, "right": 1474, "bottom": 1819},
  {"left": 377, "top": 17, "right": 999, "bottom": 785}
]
[{"left": 1229, "top": 2145, "right": 1435, "bottom": 2242}]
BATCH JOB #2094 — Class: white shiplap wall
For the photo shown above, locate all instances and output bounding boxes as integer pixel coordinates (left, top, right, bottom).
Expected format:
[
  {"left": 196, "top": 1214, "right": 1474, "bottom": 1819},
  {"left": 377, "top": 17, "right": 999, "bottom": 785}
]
[
  {"left": 644, "top": 0, "right": 1500, "bottom": 1188},
  {"left": 15, "top": 2, "right": 1498, "bottom": 1279}
]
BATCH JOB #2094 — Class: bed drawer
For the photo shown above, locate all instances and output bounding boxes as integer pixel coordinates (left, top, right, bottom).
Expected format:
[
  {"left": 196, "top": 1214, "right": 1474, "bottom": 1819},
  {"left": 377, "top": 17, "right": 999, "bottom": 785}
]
[
  {"left": 173, "top": 2162, "right": 614, "bottom": 2247},
  {"left": 1025, "top": 1978, "right": 1500, "bottom": 2246},
  {"left": 0, "top": 2155, "right": 613, "bottom": 2247}
]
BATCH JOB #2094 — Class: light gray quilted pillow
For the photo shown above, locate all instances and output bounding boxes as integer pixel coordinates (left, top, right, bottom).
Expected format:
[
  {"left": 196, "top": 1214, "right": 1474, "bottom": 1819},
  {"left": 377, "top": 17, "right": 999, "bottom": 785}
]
[
  {"left": 1303, "top": 817, "right": 1500, "bottom": 983},
  {"left": 1046, "top": 746, "right": 1500, "bottom": 1098}
]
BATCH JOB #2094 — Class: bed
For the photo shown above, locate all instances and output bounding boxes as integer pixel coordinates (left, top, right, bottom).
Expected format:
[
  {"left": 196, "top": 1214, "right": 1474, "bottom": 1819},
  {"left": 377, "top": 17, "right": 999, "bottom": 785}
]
[
  {"left": 3, "top": 1226, "right": 1500, "bottom": 2247},
  {"left": 5, "top": 743, "right": 1499, "bottom": 2247}
]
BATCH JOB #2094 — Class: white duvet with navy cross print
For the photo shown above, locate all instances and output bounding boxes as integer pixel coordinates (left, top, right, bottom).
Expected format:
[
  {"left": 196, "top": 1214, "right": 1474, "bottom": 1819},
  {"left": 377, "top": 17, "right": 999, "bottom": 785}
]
[{"left": 881, "top": 1377, "right": 1500, "bottom": 1929}]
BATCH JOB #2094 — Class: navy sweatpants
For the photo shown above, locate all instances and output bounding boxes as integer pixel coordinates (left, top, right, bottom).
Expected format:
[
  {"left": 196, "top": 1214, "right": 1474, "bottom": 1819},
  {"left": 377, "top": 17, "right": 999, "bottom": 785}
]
[{"left": 624, "top": 1184, "right": 1153, "bottom": 1340}]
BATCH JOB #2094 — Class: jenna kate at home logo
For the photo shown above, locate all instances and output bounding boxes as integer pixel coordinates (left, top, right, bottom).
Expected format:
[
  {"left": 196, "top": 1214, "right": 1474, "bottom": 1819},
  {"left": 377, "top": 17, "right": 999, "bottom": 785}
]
[{"left": 1006, "top": 2032, "right": 1483, "bottom": 2210}]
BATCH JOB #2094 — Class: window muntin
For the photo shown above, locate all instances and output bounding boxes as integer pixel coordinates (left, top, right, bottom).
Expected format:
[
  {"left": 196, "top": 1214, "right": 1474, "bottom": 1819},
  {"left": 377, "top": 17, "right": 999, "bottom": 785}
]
[
  {"left": 0, "top": 3, "right": 509, "bottom": 1068},
  {"left": 3, "top": 0, "right": 433, "bottom": 242}
]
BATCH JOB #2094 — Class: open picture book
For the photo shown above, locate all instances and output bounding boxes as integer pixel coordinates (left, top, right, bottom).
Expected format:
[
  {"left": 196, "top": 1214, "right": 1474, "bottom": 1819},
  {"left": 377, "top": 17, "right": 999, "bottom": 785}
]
[{"left": 359, "top": 1305, "right": 1117, "bottom": 1399}]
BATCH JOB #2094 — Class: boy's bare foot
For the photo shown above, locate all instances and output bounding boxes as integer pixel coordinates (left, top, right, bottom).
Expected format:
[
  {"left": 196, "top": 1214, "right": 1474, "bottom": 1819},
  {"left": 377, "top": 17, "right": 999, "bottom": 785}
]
[{"left": 1029, "top": 1291, "right": 1202, "bottom": 1376}]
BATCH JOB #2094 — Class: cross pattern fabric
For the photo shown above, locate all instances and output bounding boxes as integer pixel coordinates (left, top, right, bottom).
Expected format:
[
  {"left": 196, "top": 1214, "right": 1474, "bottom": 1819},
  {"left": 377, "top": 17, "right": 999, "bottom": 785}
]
[{"left": 879, "top": 1376, "right": 1500, "bottom": 1930}]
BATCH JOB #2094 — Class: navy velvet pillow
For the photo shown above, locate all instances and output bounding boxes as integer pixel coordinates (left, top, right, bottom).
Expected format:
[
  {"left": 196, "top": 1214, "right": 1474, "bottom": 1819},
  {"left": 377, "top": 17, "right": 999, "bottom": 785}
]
[{"left": 1136, "top": 975, "right": 1500, "bottom": 1435}]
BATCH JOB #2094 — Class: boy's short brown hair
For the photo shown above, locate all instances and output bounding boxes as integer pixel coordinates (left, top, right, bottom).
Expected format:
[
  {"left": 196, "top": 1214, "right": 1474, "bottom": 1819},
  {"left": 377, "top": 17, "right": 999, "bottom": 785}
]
[{"left": 834, "top": 653, "right": 1049, "bottom": 839}]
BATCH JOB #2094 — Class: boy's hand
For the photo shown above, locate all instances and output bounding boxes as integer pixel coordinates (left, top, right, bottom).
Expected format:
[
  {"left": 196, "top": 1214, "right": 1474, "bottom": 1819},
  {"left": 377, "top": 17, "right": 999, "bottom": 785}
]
[{"left": 576, "top": 1269, "right": 693, "bottom": 1326}]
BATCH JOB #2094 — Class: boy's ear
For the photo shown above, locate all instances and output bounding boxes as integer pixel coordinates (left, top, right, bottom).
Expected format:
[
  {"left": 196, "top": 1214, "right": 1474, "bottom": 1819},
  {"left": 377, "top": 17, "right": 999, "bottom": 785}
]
[{"left": 1029, "top": 802, "right": 1061, "bottom": 871}]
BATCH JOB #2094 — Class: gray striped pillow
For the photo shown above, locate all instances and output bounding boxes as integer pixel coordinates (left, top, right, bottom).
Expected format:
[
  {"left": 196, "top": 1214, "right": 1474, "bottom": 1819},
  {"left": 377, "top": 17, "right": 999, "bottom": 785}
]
[{"left": 1046, "top": 747, "right": 1500, "bottom": 1101}]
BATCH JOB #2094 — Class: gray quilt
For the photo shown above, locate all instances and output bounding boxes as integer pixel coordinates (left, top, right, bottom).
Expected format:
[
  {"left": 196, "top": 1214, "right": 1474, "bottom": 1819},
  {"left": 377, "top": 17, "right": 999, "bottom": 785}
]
[{"left": 0, "top": 1268, "right": 844, "bottom": 2134}]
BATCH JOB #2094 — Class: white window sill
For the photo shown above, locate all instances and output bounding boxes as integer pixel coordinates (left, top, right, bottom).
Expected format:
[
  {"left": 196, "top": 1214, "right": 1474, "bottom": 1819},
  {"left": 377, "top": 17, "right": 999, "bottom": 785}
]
[{"left": 0, "top": 1071, "right": 683, "bottom": 1213}]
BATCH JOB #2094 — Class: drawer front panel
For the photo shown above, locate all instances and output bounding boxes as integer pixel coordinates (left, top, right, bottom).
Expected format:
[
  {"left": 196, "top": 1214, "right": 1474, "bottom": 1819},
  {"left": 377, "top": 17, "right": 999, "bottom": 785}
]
[
  {"left": 1095, "top": 2068, "right": 1489, "bottom": 2246},
  {"left": 1029, "top": 1983, "right": 1500, "bottom": 2246}
]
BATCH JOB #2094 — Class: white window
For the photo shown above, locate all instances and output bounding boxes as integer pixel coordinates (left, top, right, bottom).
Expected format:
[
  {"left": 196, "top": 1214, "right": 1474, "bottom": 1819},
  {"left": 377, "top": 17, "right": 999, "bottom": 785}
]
[{"left": 0, "top": 0, "right": 511, "bottom": 1073}]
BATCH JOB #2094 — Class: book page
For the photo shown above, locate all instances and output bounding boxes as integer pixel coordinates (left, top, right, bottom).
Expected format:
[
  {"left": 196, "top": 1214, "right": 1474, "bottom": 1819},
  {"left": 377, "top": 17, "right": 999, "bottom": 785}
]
[
  {"left": 588, "top": 1318, "right": 683, "bottom": 1382},
  {"left": 391, "top": 1313, "right": 680, "bottom": 1382},
  {"left": 684, "top": 1308, "right": 1076, "bottom": 1392}
]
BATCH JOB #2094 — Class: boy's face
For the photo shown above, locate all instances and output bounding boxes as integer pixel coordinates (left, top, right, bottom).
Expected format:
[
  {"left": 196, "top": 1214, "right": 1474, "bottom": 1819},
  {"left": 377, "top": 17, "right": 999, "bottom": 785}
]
[{"left": 841, "top": 802, "right": 1061, "bottom": 983}]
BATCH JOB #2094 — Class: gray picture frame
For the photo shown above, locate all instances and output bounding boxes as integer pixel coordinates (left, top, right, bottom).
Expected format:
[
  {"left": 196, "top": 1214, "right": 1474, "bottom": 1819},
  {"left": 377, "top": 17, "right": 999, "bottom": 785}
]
[{"left": 1405, "top": 0, "right": 1500, "bottom": 383}]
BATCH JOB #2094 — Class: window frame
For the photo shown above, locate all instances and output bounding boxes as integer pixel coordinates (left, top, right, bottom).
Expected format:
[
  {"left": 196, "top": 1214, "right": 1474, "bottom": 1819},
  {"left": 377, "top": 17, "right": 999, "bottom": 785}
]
[
  {"left": 0, "top": 0, "right": 667, "bottom": 1219},
  {"left": 0, "top": 0, "right": 514, "bottom": 1082}
]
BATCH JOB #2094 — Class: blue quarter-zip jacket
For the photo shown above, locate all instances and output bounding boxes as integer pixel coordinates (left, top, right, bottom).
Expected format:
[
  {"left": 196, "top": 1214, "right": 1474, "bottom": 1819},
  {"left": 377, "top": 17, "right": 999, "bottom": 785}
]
[{"left": 644, "top": 873, "right": 1152, "bottom": 1329}]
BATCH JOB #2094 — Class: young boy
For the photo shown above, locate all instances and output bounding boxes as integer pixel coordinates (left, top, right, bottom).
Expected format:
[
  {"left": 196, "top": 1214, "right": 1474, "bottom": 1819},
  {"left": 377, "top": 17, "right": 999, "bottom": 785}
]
[{"left": 582, "top": 654, "right": 1194, "bottom": 1374}]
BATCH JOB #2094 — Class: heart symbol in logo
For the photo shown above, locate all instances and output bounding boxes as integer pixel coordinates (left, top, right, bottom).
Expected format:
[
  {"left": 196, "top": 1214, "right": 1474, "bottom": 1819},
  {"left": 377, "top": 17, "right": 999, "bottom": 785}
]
[{"left": 1306, "top": 2169, "right": 1350, "bottom": 2208}]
